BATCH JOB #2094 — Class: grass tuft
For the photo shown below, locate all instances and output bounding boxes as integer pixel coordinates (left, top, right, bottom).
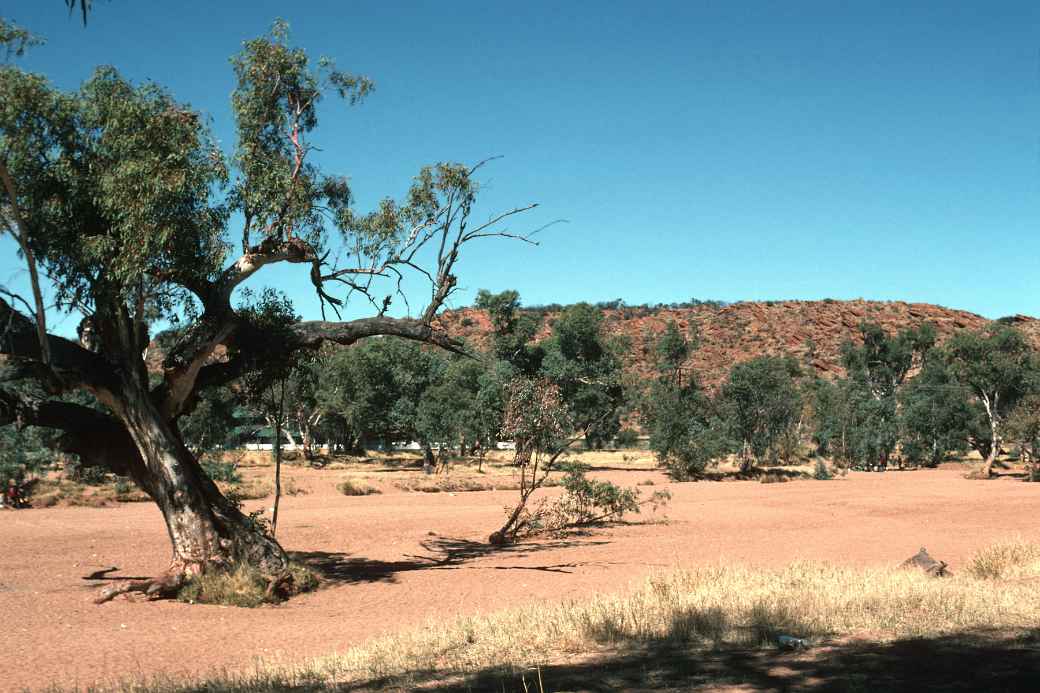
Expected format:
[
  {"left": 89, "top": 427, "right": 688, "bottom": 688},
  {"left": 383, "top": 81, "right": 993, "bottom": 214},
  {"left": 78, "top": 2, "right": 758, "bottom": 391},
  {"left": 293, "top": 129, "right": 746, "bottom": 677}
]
[
  {"left": 337, "top": 479, "right": 381, "bottom": 496},
  {"left": 178, "top": 561, "right": 319, "bottom": 608},
  {"left": 967, "top": 539, "right": 1040, "bottom": 580}
]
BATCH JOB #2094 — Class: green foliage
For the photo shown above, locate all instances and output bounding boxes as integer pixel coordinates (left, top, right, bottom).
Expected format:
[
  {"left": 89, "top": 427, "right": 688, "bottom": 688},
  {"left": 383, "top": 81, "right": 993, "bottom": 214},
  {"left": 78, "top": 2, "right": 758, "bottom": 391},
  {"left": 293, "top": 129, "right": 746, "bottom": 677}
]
[
  {"left": 229, "top": 20, "right": 373, "bottom": 247},
  {"left": 200, "top": 457, "right": 241, "bottom": 484},
  {"left": 540, "top": 302, "right": 626, "bottom": 448},
  {"left": 654, "top": 320, "right": 691, "bottom": 380},
  {"left": 179, "top": 385, "right": 251, "bottom": 454},
  {"left": 475, "top": 289, "right": 544, "bottom": 376},
  {"left": 318, "top": 336, "right": 445, "bottom": 450},
  {"left": 899, "top": 356, "right": 973, "bottom": 467},
  {"left": 500, "top": 378, "right": 570, "bottom": 455},
  {"left": 644, "top": 379, "right": 725, "bottom": 480},
  {"left": 556, "top": 462, "right": 641, "bottom": 524},
  {"left": 642, "top": 325, "right": 726, "bottom": 480},
  {"left": 0, "top": 425, "right": 55, "bottom": 482},
  {"left": 1006, "top": 394, "right": 1040, "bottom": 480},
  {"left": 718, "top": 356, "right": 802, "bottom": 469},
  {"left": 0, "top": 60, "right": 228, "bottom": 312},
  {"left": 613, "top": 428, "right": 640, "bottom": 448},
  {"left": 813, "top": 322, "right": 936, "bottom": 469},
  {"left": 943, "top": 326, "right": 1039, "bottom": 438},
  {"left": 0, "top": 18, "right": 42, "bottom": 59},
  {"left": 841, "top": 322, "right": 935, "bottom": 399}
]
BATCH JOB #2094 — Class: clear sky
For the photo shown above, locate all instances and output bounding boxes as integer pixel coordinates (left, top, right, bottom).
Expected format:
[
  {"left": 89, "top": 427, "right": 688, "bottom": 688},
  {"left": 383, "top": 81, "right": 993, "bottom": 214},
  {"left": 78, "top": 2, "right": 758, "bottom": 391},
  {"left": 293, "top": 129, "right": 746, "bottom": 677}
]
[{"left": 2, "top": 0, "right": 1039, "bottom": 336}]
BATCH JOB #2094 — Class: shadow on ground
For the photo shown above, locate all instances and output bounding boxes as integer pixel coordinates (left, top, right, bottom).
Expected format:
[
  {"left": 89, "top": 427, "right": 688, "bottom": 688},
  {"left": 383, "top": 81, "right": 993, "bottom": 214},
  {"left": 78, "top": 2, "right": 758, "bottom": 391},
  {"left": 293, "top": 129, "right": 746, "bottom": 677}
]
[
  {"left": 337, "top": 629, "right": 1040, "bottom": 693},
  {"left": 291, "top": 535, "right": 611, "bottom": 585}
]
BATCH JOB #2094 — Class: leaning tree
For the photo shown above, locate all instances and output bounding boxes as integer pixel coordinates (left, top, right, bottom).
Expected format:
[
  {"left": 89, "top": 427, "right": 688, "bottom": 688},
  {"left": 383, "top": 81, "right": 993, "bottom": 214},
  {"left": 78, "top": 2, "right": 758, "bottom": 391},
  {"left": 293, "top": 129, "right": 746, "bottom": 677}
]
[{"left": 0, "top": 22, "right": 537, "bottom": 599}]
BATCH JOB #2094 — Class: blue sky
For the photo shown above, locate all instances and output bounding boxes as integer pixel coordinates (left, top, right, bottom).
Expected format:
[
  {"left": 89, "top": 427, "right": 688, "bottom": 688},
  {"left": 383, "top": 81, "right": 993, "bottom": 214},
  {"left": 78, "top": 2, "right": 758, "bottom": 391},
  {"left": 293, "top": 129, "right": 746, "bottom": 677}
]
[{"left": 2, "top": 1, "right": 1039, "bottom": 336}]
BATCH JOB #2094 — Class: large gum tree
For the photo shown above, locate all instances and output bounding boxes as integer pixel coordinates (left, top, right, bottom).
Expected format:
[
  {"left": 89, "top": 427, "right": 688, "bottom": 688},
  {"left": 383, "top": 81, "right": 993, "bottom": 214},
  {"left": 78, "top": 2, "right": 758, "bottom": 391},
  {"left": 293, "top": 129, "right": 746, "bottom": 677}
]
[{"left": 0, "top": 22, "right": 536, "bottom": 599}]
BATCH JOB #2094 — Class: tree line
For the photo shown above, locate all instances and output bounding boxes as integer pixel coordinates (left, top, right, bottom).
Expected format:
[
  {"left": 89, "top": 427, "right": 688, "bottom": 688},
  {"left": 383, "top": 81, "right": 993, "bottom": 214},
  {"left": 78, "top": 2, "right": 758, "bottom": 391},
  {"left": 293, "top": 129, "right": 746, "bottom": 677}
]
[{"left": 643, "top": 320, "right": 1040, "bottom": 480}]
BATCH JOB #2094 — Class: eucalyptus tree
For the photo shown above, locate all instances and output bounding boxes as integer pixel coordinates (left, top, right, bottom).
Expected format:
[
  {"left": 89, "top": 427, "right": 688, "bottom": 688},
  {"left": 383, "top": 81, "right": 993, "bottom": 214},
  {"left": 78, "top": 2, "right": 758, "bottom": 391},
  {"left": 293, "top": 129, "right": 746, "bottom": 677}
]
[
  {"left": 540, "top": 303, "right": 626, "bottom": 448},
  {"left": 898, "top": 356, "right": 973, "bottom": 467},
  {"left": 642, "top": 321, "right": 722, "bottom": 479},
  {"left": 943, "top": 326, "right": 1039, "bottom": 478},
  {"left": 835, "top": 322, "right": 935, "bottom": 469},
  {"left": 0, "top": 22, "right": 536, "bottom": 598},
  {"left": 718, "top": 355, "right": 802, "bottom": 470}
]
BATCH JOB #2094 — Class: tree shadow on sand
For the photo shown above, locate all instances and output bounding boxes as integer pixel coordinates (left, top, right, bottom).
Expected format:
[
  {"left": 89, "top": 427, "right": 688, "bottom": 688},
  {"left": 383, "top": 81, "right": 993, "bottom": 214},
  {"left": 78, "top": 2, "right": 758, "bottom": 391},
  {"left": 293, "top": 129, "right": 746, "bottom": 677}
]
[
  {"left": 340, "top": 628, "right": 1040, "bottom": 693},
  {"left": 291, "top": 535, "right": 612, "bottom": 586}
]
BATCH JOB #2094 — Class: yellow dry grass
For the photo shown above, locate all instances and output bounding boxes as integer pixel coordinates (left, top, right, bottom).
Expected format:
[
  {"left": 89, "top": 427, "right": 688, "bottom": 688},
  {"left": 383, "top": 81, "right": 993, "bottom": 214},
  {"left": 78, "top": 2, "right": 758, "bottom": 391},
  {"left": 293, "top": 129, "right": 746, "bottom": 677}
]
[{"left": 74, "top": 540, "right": 1040, "bottom": 692}]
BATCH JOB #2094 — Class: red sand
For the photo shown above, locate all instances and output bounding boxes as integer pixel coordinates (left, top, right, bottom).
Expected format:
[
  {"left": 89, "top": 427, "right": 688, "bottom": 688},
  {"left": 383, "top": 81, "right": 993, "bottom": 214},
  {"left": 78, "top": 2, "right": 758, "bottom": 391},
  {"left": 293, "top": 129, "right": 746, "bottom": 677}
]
[{"left": 1, "top": 467, "right": 1037, "bottom": 691}]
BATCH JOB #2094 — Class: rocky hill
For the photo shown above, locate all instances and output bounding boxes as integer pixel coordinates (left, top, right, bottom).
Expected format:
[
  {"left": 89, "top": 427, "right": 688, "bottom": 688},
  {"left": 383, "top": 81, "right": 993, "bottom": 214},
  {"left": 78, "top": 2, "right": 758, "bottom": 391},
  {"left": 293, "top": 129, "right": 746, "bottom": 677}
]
[{"left": 435, "top": 299, "right": 1040, "bottom": 389}]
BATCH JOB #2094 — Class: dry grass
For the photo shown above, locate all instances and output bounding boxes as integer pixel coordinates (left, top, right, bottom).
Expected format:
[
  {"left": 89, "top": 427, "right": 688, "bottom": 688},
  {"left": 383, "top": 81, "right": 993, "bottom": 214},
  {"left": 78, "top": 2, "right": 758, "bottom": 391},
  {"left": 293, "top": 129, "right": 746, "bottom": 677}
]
[
  {"left": 967, "top": 538, "right": 1040, "bottom": 580},
  {"left": 222, "top": 479, "right": 273, "bottom": 500},
  {"left": 392, "top": 475, "right": 563, "bottom": 494},
  {"left": 177, "top": 561, "right": 320, "bottom": 608},
  {"left": 77, "top": 541, "right": 1040, "bottom": 691},
  {"left": 337, "top": 479, "right": 382, "bottom": 496},
  {"left": 27, "top": 479, "right": 150, "bottom": 507}
]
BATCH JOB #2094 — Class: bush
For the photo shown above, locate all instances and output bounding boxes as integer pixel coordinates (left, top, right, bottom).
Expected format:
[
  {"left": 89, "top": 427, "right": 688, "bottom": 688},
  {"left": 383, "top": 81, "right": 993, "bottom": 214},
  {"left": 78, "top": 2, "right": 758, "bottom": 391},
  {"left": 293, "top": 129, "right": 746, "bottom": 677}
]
[
  {"left": 337, "top": 479, "right": 381, "bottom": 496},
  {"left": 813, "top": 460, "right": 832, "bottom": 480},
  {"left": 663, "top": 424, "right": 729, "bottom": 481},
  {"left": 968, "top": 540, "right": 1040, "bottom": 580},
  {"left": 224, "top": 479, "right": 272, "bottom": 500},
  {"left": 178, "top": 561, "right": 319, "bottom": 607},
  {"left": 613, "top": 428, "right": 640, "bottom": 449},
  {"left": 201, "top": 456, "right": 241, "bottom": 484},
  {"left": 557, "top": 463, "right": 640, "bottom": 524}
]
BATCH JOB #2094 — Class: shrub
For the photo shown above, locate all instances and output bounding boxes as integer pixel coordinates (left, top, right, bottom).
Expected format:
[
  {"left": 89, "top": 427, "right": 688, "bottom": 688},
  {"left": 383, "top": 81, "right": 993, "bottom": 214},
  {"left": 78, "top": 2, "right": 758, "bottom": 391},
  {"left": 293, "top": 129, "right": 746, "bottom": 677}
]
[
  {"left": 813, "top": 460, "right": 833, "bottom": 480},
  {"left": 201, "top": 456, "right": 241, "bottom": 484},
  {"left": 614, "top": 428, "right": 640, "bottom": 449},
  {"left": 337, "top": 479, "right": 381, "bottom": 496},
  {"left": 224, "top": 479, "right": 272, "bottom": 501},
  {"left": 557, "top": 463, "right": 640, "bottom": 524},
  {"left": 968, "top": 540, "right": 1040, "bottom": 580},
  {"left": 280, "top": 477, "right": 308, "bottom": 496},
  {"left": 178, "top": 561, "right": 319, "bottom": 607}
]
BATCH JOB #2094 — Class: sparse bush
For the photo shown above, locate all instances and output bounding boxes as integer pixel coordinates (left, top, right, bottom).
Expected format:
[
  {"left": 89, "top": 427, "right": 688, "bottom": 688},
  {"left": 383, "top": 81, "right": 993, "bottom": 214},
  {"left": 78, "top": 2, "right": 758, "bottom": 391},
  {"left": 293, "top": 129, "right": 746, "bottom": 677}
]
[
  {"left": 224, "top": 479, "right": 272, "bottom": 501},
  {"left": 337, "top": 479, "right": 381, "bottom": 496},
  {"left": 759, "top": 473, "right": 789, "bottom": 484},
  {"left": 553, "top": 463, "right": 640, "bottom": 525},
  {"left": 201, "top": 456, "right": 241, "bottom": 484},
  {"left": 280, "top": 477, "right": 308, "bottom": 496},
  {"left": 68, "top": 463, "right": 110, "bottom": 485},
  {"left": 614, "top": 428, "right": 640, "bottom": 449},
  {"left": 813, "top": 460, "right": 832, "bottom": 480},
  {"left": 178, "top": 561, "right": 319, "bottom": 607},
  {"left": 968, "top": 540, "right": 1040, "bottom": 580}
]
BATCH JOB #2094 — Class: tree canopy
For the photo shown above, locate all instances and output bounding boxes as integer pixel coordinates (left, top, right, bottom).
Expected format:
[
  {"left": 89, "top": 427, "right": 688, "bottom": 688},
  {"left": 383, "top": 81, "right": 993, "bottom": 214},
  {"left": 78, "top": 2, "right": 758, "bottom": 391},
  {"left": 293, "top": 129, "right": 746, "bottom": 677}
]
[{"left": 0, "top": 19, "right": 538, "bottom": 598}]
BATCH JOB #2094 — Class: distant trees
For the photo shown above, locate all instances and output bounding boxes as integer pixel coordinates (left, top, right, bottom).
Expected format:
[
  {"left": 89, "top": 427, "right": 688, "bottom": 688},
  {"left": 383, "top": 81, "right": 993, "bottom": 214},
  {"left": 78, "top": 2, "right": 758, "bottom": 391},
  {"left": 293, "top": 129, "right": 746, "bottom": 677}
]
[
  {"left": 1006, "top": 394, "right": 1040, "bottom": 481},
  {"left": 718, "top": 356, "right": 803, "bottom": 471},
  {"left": 638, "top": 317, "right": 1038, "bottom": 481},
  {"left": 540, "top": 303, "right": 626, "bottom": 448},
  {"left": 832, "top": 323, "right": 935, "bottom": 470},
  {"left": 941, "top": 326, "right": 1039, "bottom": 477},
  {"left": 898, "top": 356, "right": 973, "bottom": 468},
  {"left": 641, "top": 321, "right": 724, "bottom": 479}
]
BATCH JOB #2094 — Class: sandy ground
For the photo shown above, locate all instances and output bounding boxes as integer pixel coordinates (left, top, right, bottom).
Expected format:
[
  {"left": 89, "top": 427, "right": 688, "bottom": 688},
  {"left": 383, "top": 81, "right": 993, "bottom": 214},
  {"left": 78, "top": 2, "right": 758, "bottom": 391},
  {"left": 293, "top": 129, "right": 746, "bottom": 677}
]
[{"left": 1, "top": 459, "right": 1037, "bottom": 691}]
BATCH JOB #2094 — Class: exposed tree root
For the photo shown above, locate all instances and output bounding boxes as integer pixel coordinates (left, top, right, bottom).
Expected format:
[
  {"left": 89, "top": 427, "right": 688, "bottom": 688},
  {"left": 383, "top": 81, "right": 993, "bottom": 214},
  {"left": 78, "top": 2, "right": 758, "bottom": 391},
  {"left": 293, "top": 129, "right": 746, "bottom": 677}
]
[{"left": 94, "top": 570, "right": 187, "bottom": 604}]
